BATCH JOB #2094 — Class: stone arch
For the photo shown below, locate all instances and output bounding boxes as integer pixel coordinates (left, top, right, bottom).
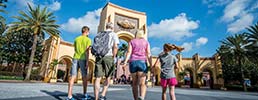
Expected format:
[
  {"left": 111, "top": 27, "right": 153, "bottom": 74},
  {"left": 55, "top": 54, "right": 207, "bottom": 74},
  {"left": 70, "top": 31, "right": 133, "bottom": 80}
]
[
  {"left": 117, "top": 31, "right": 135, "bottom": 42},
  {"left": 183, "top": 67, "right": 194, "bottom": 88},
  {"left": 198, "top": 62, "right": 213, "bottom": 73},
  {"left": 200, "top": 67, "right": 214, "bottom": 88},
  {"left": 57, "top": 55, "right": 73, "bottom": 82},
  {"left": 114, "top": 31, "right": 134, "bottom": 84},
  {"left": 58, "top": 55, "right": 73, "bottom": 62},
  {"left": 87, "top": 59, "right": 95, "bottom": 83}
]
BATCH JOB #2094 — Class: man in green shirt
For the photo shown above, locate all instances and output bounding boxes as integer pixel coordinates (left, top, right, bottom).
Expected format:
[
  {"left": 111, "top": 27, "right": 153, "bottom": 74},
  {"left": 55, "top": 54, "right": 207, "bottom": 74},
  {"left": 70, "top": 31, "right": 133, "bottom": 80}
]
[{"left": 67, "top": 26, "right": 91, "bottom": 100}]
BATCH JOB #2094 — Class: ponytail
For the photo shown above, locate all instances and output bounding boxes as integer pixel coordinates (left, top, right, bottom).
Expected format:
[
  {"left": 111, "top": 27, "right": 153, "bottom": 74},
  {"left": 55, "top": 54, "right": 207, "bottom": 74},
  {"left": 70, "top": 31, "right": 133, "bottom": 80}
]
[{"left": 163, "top": 43, "right": 184, "bottom": 52}]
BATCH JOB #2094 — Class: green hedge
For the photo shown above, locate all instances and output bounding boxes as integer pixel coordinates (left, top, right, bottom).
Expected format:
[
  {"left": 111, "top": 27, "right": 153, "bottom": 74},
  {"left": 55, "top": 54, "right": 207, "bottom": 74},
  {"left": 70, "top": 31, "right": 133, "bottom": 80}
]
[
  {"left": 0, "top": 75, "right": 23, "bottom": 80},
  {"left": 0, "top": 71, "right": 23, "bottom": 76},
  {"left": 225, "top": 84, "right": 258, "bottom": 91}
]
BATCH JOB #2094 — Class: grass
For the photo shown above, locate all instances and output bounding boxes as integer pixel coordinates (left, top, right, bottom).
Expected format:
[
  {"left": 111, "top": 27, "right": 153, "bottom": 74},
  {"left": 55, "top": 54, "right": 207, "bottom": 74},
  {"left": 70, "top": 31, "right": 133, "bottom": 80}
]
[{"left": 0, "top": 75, "right": 23, "bottom": 80}]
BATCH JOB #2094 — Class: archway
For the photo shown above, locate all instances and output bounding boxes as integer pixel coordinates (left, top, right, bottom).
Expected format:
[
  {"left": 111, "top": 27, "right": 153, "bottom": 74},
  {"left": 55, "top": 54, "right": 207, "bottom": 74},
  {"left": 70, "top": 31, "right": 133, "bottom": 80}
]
[
  {"left": 57, "top": 56, "right": 72, "bottom": 82},
  {"left": 114, "top": 31, "right": 134, "bottom": 84},
  {"left": 117, "top": 31, "right": 135, "bottom": 43},
  {"left": 201, "top": 68, "right": 214, "bottom": 89},
  {"left": 183, "top": 68, "right": 194, "bottom": 88},
  {"left": 87, "top": 59, "right": 95, "bottom": 83}
]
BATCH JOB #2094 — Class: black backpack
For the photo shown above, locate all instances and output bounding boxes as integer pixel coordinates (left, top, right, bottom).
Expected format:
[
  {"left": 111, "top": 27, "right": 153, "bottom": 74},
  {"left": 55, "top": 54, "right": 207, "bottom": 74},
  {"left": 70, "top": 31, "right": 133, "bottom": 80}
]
[{"left": 91, "top": 31, "right": 111, "bottom": 57}]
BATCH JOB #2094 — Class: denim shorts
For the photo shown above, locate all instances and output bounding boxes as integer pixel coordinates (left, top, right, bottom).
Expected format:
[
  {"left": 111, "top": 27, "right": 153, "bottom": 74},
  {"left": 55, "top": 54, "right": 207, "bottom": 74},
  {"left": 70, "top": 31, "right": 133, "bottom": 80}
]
[
  {"left": 70, "top": 59, "right": 87, "bottom": 77},
  {"left": 129, "top": 60, "right": 147, "bottom": 73}
]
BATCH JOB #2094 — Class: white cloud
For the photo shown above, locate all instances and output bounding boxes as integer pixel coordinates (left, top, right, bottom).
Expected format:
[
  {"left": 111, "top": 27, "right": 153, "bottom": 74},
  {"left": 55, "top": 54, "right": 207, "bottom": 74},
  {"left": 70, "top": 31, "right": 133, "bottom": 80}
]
[
  {"left": 8, "top": 0, "right": 61, "bottom": 17},
  {"left": 219, "top": 0, "right": 256, "bottom": 34},
  {"left": 151, "top": 47, "right": 162, "bottom": 56},
  {"left": 181, "top": 42, "right": 193, "bottom": 52},
  {"left": 9, "top": 0, "right": 35, "bottom": 9},
  {"left": 202, "top": 0, "right": 231, "bottom": 8},
  {"left": 181, "top": 37, "right": 208, "bottom": 52},
  {"left": 61, "top": 8, "right": 102, "bottom": 34},
  {"left": 148, "top": 13, "right": 199, "bottom": 41},
  {"left": 227, "top": 14, "right": 254, "bottom": 33},
  {"left": 196, "top": 37, "right": 208, "bottom": 47},
  {"left": 49, "top": 1, "right": 61, "bottom": 11},
  {"left": 204, "top": 0, "right": 256, "bottom": 34},
  {"left": 250, "top": 1, "right": 258, "bottom": 12},
  {"left": 221, "top": 0, "right": 249, "bottom": 22}
]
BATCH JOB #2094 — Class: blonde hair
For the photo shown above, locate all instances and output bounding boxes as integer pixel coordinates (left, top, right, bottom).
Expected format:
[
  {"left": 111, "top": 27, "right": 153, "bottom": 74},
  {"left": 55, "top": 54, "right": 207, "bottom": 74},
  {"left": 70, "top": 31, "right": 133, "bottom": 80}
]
[
  {"left": 163, "top": 43, "right": 184, "bottom": 52},
  {"left": 135, "top": 30, "right": 144, "bottom": 39}
]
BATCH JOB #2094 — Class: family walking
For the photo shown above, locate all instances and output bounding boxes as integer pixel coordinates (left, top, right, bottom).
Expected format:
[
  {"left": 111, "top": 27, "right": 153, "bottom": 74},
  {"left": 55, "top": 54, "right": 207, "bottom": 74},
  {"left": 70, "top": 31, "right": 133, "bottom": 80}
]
[{"left": 66, "top": 22, "right": 183, "bottom": 100}]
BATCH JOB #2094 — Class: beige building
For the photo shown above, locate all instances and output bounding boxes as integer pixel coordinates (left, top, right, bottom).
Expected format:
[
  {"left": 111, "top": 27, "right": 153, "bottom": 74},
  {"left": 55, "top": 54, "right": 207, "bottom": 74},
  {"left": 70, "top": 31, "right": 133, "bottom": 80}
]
[{"left": 40, "top": 2, "right": 223, "bottom": 88}]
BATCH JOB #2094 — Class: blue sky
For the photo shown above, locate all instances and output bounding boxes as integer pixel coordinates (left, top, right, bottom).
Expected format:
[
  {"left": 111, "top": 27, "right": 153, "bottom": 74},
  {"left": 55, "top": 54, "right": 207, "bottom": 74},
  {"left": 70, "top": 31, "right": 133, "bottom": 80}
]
[{"left": 4, "top": 0, "right": 258, "bottom": 57}]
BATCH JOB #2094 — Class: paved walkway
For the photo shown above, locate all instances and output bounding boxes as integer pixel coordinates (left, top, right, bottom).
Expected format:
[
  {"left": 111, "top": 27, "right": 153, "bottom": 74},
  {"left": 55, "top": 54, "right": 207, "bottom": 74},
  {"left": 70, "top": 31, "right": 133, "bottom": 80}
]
[{"left": 0, "top": 82, "right": 257, "bottom": 100}]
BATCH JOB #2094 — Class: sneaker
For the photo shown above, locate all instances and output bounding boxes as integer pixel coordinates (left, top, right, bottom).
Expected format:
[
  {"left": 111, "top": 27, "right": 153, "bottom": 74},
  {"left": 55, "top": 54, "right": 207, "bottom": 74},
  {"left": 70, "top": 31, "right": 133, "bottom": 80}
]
[
  {"left": 83, "top": 94, "right": 91, "bottom": 100},
  {"left": 66, "top": 97, "right": 75, "bottom": 100},
  {"left": 138, "top": 96, "right": 144, "bottom": 100},
  {"left": 99, "top": 95, "right": 107, "bottom": 100}
]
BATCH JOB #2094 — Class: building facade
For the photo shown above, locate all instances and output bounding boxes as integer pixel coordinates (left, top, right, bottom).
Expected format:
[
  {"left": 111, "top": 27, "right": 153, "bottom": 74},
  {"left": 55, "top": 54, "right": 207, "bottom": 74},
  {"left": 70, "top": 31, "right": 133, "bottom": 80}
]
[{"left": 40, "top": 2, "right": 223, "bottom": 88}]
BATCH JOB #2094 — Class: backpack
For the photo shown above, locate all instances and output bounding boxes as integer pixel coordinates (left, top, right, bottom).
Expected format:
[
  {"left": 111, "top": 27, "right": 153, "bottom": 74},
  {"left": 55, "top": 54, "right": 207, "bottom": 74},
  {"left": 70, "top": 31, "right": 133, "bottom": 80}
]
[{"left": 91, "top": 31, "right": 111, "bottom": 57}]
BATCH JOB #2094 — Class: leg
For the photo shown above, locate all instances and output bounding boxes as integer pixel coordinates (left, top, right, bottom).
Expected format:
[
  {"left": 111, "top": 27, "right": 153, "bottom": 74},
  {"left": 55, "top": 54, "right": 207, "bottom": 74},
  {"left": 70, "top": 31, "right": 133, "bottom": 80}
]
[
  {"left": 67, "top": 59, "right": 78, "bottom": 98},
  {"left": 94, "top": 77, "right": 101, "bottom": 100},
  {"left": 82, "top": 76, "right": 88, "bottom": 94},
  {"left": 68, "top": 76, "right": 76, "bottom": 97},
  {"left": 94, "top": 57, "right": 104, "bottom": 100},
  {"left": 79, "top": 60, "right": 88, "bottom": 94},
  {"left": 101, "top": 76, "right": 111, "bottom": 96},
  {"left": 169, "top": 86, "right": 176, "bottom": 100},
  {"left": 100, "top": 56, "right": 113, "bottom": 97},
  {"left": 138, "top": 72, "right": 147, "bottom": 99},
  {"left": 162, "top": 87, "right": 167, "bottom": 100},
  {"left": 160, "top": 78, "right": 168, "bottom": 100},
  {"left": 131, "top": 73, "right": 138, "bottom": 100}
]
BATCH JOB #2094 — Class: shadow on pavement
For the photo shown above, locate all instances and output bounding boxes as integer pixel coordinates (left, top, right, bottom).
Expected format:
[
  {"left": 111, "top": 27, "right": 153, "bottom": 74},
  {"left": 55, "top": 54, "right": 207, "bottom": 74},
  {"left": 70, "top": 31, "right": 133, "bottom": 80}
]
[
  {"left": 40, "top": 90, "right": 69, "bottom": 100},
  {"left": 40, "top": 90, "right": 95, "bottom": 100}
]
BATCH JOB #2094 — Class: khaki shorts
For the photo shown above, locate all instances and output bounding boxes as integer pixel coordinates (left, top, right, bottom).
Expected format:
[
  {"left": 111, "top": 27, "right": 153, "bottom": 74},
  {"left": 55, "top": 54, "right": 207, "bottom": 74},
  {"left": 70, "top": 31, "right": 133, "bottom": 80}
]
[{"left": 94, "top": 56, "right": 115, "bottom": 77}]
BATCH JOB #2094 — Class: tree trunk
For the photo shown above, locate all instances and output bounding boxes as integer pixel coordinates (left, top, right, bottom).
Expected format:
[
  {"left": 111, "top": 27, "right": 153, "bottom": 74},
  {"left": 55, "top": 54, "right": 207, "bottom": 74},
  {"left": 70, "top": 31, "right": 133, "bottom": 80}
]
[
  {"left": 23, "top": 63, "right": 26, "bottom": 80},
  {"left": 238, "top": 56, "right": 247, "bottom": 91},
  {"left": 24, "top": 34, "right": 38, "bottom": 81},
  {"left": 12, "top": 62, "right": 17, "bottom": 73},
  {"left": 0, "top": 57, "right": 2, "bottom": 67}
]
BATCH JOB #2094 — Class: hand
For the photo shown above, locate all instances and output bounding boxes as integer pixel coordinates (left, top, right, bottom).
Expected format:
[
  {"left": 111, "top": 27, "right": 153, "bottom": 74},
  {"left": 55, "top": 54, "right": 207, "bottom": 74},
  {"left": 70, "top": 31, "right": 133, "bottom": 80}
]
[
  {"left": 151, "top": 67, "right": 155, "bottom": 73},
  {"left": 113, "top": 58, "right": 117, "bottom": 64},
  {"left": 120, "top": 60, "right": 127, "bottom": 66}
]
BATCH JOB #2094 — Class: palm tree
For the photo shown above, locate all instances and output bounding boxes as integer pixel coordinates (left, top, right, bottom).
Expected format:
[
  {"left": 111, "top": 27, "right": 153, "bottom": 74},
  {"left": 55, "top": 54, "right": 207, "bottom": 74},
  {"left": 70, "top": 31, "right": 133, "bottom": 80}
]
[
  {"left": 0, "top": 0, "right": 7, "bottom": 21},
  {"left": 246, "top": 22, "right": 258, "bottom": 63},
  {"left": 117, "top": 44, "right": 128, "bottom": 58},
  {"left": 48, "top": 59, "right": 61, "bottom": 79},
  {"left": 0, "top": 16, "right": 7, "bottom": 66},
  {"left": 8, "top": 4, "right": 60, "bottom": 81},
  {"left": 219, "top": 33, "right": 249, "bottom": 91}
]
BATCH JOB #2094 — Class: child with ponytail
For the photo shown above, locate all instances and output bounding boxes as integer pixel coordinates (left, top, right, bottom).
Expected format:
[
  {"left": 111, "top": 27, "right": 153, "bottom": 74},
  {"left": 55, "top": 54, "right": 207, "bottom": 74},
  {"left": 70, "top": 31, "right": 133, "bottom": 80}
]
[{"left": 152, "top": 43, "right": 183, "bottom": 100}]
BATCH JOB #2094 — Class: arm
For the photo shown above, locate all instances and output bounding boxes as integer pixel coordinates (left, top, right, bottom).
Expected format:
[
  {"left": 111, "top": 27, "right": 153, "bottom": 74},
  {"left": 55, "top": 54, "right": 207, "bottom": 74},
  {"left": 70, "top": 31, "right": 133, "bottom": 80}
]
[
  {"left": 153, "top": 58, "right": 159, "bottom": 68},
  {"left": 146, "top": 43, "right": 152, "bottom": 68},
  {"left": 85, "top": 39, "right": 91, "bottom": 68},
  {"left": 123, "top": 43, "right": 132, "bottom": 64},
  {"left": 112, "top": 42, "right": 118, "bottom": 58},
  {"left": 152, "top": 58, "right": 159, "bottom": 73},
  {"left": 174, "top": 56, "right": 178, "bottom": 69},
  {"left": 174, "top": 62, "right": 178, "bottom": 69},
  {"left": 86, "top": 46, "right": 90, "bottom": 68},
  {"left": 113, "top": 33, "right": 120, "bottom": 59}
]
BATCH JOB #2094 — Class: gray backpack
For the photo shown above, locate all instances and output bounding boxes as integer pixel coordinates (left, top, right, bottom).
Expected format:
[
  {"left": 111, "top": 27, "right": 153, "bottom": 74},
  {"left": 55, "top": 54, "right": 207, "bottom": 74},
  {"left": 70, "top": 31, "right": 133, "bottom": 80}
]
[{"left": 91, "top": 31, "right": 111, "bottom": 57}]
